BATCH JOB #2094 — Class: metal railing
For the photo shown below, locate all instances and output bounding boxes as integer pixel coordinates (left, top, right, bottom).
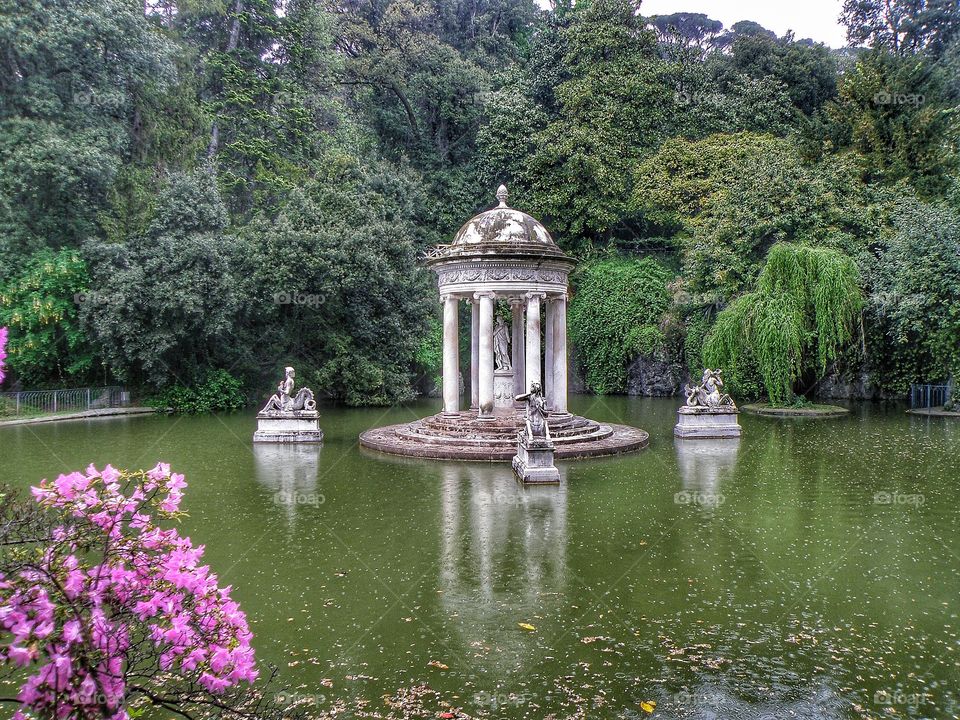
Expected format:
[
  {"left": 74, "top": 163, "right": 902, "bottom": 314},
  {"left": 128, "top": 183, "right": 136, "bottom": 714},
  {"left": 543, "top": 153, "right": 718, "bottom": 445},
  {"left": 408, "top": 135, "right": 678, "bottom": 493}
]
[
  {"left": 910, "top": 383, "right": 950, "bottom": 409},
  {"left": 0, "top": 386, "right": 128, "bottom": 417}
]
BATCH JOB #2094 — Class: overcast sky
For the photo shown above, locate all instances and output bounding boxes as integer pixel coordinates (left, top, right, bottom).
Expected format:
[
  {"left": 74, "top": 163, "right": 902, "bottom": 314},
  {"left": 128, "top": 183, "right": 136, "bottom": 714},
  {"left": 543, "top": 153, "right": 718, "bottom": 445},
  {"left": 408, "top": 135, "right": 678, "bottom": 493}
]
[{"left": 637, "top": 0, "right": 849, "bottom": 47}]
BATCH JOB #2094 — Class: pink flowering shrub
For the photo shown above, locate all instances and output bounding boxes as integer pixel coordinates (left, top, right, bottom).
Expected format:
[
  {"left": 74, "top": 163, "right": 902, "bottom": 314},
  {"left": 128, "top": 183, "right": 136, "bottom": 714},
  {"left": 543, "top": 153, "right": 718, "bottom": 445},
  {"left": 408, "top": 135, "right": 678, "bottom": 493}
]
[
  {"left": 0, "top": 463, "right": 277, "bottom": 720},
  {"left": 0, "top": 326, "right": 7, "bottom": 384}
]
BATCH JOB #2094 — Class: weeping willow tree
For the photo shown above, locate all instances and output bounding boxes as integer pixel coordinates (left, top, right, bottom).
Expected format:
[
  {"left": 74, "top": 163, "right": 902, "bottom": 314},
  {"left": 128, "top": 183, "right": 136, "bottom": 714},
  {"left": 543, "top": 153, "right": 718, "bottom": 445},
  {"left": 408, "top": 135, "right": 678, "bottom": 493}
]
[{"left": 703, "top": 244, "right": 862, "bottom": 404}]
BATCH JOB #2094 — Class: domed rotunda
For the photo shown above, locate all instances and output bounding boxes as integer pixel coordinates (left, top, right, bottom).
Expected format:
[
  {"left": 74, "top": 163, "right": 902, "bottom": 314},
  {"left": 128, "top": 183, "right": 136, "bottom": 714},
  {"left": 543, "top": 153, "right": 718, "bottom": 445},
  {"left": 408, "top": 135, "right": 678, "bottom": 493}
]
[{"left": 359, "top": 186, "right": 648, "bottom": 461}]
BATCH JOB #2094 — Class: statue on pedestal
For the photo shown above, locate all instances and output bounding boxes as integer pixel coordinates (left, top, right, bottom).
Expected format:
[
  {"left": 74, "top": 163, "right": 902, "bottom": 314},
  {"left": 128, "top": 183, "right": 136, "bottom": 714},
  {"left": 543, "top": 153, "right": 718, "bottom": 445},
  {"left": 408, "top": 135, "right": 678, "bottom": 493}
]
[
  {"left": 512, "top": 382, "right": 559, "bottom": 483},
  {"left": 494, "top": 316, "right": 511, "bottom": 371},
  {"left": 674, "top": 368, "right": 741, "bottom": 439},
  {"left": 254, "top": 366, "right": 322, "bottom": 443}
]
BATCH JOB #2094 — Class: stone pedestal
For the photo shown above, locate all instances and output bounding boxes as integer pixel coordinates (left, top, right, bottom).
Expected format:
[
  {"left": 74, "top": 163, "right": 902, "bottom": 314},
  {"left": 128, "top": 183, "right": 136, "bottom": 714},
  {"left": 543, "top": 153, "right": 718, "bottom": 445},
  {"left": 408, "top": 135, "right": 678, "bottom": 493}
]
[
  {"left": 673, "top": 406, "right": 741, "bottom": 439},
  {"left": 253, "top": 410, "right": 324, "bottom": 443},
  {"left": 512, "top": 435, "right": 560, "bottom": 484},
  {"left": 494, "top": 369, "right": 515, "bottom": 408}
]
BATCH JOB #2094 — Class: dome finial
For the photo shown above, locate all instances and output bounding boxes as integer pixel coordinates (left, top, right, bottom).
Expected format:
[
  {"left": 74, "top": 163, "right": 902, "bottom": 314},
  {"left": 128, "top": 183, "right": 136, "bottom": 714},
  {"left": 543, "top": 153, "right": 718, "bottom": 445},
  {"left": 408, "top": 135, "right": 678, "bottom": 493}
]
[{"left": 496, "top": 184, "right": 508, "bottom": 208}]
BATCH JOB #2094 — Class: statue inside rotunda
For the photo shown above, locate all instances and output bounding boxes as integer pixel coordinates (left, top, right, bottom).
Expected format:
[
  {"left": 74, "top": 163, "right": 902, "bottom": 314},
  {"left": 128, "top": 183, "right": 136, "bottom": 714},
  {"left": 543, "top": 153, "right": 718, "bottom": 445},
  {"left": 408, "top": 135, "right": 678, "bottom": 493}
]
[{"left": 359, "top": 185, "right": 648, "bottom": 461}]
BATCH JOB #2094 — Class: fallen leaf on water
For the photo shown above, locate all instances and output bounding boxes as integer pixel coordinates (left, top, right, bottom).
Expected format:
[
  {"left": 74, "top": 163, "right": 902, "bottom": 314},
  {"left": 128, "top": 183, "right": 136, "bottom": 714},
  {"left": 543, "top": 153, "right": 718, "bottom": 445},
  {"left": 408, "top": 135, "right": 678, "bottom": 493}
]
[
  {"left": 518, "top": 623, "right": 536, "bottom": 632},
  {"left": 640, "top": 700, "right": 657, "bottom": 713},
  {"left": 427, "top": 660, "right": 449, "bottom": 670}
]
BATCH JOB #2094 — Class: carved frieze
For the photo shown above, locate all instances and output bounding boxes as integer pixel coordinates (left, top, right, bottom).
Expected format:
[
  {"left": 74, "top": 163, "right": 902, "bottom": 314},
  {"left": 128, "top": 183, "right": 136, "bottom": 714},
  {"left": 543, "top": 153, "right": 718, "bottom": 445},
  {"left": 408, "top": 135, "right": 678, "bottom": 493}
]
[{"left": 438, "top": 266, "right": 569, "bottom": 287}]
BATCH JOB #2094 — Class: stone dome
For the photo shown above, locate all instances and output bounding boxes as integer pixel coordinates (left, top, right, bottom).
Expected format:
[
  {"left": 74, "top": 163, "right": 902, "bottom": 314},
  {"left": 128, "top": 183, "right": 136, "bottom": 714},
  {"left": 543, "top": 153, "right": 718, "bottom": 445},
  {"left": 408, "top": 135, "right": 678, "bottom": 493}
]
[{"left": 450, "top": 185, "right": 559, "bottom": 251}]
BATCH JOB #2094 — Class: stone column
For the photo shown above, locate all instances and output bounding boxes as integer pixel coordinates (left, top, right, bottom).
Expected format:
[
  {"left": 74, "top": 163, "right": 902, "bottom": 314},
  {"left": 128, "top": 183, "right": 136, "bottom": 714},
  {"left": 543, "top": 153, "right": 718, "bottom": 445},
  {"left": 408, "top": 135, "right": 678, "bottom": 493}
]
[
  {"left": 442, "top": 294, "right": 459, "bottom": 415},
  {"left": 476, "top": 292, "right": 496, "bottom": 418},
  {"left": 525, "top": 292, "right": 545, "bottom": 393},
  {"left": 469, "top": 299, "right": 480, "bottom": 409},
  {"left": 553, "top": 294, "right": 568, "bottom": 413},
  {"left": 544, "top": 298, "right": 555, "bottom": 408},
  {"left": 509, "top": 297, "right": 525, "bottom": 400}
]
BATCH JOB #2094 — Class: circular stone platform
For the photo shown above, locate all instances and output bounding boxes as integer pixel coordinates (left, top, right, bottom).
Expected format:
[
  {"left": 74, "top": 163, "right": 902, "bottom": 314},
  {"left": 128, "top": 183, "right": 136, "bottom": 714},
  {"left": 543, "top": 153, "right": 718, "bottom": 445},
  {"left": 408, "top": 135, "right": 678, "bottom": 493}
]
[
  {"left": 742, "top": 402, "right": 849, "bottom": 417},
  {"left": 359, "top": 409, "right": 649, "bottom": 461}
]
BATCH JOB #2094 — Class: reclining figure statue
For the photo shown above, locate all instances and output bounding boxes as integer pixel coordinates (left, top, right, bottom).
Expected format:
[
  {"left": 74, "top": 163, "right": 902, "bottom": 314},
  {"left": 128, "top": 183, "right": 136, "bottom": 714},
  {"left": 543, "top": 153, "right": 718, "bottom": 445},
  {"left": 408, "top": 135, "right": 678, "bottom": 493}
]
[
  {"left": 261, "top": 366, "right": 316, "bottom": 412},
  {"left": 683, "top": 368, "right": 735, "bottom": 409}
]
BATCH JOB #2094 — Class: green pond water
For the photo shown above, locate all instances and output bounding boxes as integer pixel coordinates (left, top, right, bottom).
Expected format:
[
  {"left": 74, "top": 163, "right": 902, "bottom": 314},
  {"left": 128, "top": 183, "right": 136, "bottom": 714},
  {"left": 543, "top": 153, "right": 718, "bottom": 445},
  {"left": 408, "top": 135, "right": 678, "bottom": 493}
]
[{"left": 1, "top": 397, "right": 959, "bottom": 719}]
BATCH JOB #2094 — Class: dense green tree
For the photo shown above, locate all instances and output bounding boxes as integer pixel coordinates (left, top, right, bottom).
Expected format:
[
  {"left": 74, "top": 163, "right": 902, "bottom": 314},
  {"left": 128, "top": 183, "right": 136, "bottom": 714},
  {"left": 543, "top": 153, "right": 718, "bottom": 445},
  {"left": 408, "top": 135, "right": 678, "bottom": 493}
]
[
  {"left": 842, "top": 0, "right": 960, "bottom": 57},
  {"left": 866, "top": 197, "right": 960, "bottom": 392},
  {"left": 709, "top": 32, "right": 838, "bottom": 115},
  {"left": 820, "top": 49, "right": 959, "bottom": 196},
  {"left": 329, "top": 0, "right": 536, "bottom": 235},
  {"left": 633, "top": 133, "right": 873, "bottom": 300},
  {"left": 429, "top": 0, "right": 537, "bottom": 63},
  {"left": 0, "top": 249, "right": 97, "bottom": 387},
  {"left": 475, "top": 73, "right": 549, "bottom": 209},
  {"left": 649, "top": 12, "right": 724, "bottom": 52},
  {"left": 185, "top": 0, "right": 321, "bottom": 213},
  {"left": 0, "top": 0, "right": 176, "bottom": 271},
  {"left": 524, "top": 0, "right": 672, "bottom": 242},
  {"left": 238, "top": 161, "right": 431, "bottom": 405},
  {"left": 80, "top": 170, "right": 241, "bottom": 387}
]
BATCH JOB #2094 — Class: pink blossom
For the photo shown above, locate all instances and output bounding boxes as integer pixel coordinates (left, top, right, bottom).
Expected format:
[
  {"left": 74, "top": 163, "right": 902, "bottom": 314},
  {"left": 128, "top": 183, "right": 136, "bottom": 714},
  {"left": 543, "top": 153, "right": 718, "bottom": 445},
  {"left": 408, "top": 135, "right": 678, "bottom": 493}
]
[
  {"left": 0, "top": 326, "right": 8, "bottom": 385},
  {"left": 3, "top": 464, "right": 259, "bottom": 718}
]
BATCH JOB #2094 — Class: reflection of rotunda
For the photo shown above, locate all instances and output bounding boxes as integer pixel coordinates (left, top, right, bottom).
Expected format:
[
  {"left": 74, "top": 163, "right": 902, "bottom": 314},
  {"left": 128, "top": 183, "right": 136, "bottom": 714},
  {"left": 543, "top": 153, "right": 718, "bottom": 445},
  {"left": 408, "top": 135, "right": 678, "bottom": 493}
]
[
  {"left": 437, "top": 464, "right": 567, "bottom": 666},
  {"left": 360, "top": 185, "right": 649, "bottom": 460}
]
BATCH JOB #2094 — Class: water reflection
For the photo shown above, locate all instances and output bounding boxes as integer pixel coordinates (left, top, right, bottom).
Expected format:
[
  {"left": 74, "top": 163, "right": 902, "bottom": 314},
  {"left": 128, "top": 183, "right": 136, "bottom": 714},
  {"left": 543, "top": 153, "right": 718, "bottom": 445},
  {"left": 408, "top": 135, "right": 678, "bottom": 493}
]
[
  {"left": 438, "top": 464, "right": 567, "bottom": 668},
  {"left": 674, "top": 438, "right": 740, "bottom": 512},
  {"left": 252, "top": 443, "right": 321, "bottom": 527}
]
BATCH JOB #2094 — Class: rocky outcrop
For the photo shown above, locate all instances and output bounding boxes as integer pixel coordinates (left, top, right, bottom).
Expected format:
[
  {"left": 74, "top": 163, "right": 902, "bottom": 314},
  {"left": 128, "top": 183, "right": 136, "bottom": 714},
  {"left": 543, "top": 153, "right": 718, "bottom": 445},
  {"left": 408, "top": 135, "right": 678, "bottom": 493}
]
[
  {"left": 626, "top": 354, "right": 685, "bottom": 397},
  {"left": 814, "top": 365, "right": 903, "bottom": 400},
  {"left": 567, "top": 352, "right": 685, "bottom": 397}
]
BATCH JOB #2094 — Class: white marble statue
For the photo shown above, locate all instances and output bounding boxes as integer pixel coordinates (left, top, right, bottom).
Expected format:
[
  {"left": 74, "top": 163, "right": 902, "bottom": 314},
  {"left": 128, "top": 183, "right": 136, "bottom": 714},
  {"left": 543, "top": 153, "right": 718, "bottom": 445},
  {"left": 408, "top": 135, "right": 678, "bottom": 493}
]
[
  {"left": 261, "top": 366, "right": 316, "bottom": 412},
  {"left": 684, "top": 368, "right": 735, "bottom": 409},
  {"left": 515, "top": 382, "right": 550, "bottom": 442},
  {"left": 494, "top": 316, "right": 511, "bottom": 371}
]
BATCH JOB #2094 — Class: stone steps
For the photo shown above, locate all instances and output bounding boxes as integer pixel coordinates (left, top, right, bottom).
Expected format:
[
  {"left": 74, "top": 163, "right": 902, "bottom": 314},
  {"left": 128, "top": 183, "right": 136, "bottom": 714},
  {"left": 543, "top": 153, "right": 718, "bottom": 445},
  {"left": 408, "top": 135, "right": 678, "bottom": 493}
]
[
  {"left": 395, "top": 421, "right": 613, "bottom": 447},
  {"left": 358, "top": 411, "right": 649, "bottom": 461}
]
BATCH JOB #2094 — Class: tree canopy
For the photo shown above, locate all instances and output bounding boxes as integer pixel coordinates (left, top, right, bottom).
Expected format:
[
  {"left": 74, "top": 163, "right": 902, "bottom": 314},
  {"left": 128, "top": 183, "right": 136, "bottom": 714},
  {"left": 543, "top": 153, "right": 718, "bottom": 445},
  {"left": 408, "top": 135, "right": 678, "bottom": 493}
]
[{"left": 0, "top": 0, "right": 956, "bottom": 407}]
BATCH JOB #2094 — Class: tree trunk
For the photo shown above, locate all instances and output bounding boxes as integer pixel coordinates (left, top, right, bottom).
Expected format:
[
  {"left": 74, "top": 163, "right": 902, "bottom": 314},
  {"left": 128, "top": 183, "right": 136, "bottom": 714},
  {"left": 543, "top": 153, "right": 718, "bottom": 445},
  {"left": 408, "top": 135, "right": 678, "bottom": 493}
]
[{"left": 208, "top": 0, "right": 244, "bottom": 158}]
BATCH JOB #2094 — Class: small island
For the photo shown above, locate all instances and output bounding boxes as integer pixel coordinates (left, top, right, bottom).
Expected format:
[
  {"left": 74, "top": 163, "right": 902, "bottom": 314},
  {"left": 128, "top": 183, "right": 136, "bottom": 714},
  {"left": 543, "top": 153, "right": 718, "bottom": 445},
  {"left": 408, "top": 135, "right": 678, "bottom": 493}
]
[{"left": 742, "top": 402, "right": 850, "bottom": 417}]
